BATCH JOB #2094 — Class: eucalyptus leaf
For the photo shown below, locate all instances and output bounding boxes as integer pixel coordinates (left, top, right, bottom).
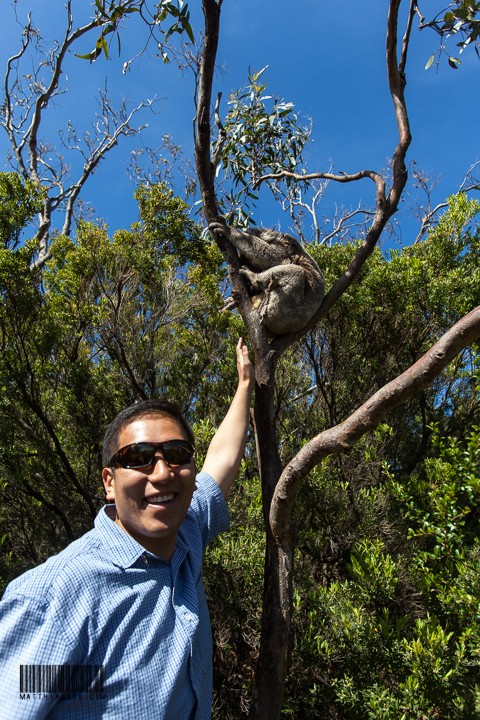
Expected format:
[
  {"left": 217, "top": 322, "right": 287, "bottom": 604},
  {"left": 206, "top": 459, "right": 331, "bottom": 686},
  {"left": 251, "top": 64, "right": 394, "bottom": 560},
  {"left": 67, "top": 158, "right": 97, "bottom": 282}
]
[{"left": 425, "top": 54, "right": 435, "bottom": 70}]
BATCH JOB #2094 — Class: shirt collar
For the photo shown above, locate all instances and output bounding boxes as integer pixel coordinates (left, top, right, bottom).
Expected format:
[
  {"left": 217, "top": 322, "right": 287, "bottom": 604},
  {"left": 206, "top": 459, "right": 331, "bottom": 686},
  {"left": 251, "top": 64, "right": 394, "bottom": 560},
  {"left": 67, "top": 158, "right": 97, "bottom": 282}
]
[
  {"left": 95, "top": 504, "right": 153, "bottom": 569},
  {"left": 95, "top": 504, "right": 188, "bottom": 569}
]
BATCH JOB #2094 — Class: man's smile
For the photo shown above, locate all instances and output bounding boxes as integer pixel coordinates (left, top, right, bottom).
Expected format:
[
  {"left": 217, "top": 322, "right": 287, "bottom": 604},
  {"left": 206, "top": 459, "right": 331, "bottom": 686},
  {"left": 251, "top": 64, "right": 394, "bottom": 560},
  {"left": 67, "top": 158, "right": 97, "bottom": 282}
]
[{"left": 143, "top": 492, "right": 177, "bottom": 506}]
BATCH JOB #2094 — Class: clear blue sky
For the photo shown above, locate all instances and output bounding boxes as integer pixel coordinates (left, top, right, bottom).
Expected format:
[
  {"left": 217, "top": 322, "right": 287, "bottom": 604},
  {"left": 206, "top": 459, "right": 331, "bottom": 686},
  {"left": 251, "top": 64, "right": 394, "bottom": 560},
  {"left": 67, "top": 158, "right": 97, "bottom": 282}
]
[{"left": 0, "top": 0, "right": 479, "bottom": 246}]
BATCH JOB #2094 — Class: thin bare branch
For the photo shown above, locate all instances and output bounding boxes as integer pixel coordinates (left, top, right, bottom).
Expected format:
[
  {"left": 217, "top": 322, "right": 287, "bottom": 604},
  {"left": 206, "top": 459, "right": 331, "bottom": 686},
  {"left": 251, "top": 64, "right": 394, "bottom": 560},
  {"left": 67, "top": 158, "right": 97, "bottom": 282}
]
[
  {"left": 2, "top": 13, "right": 35, "bottom": 180},
  {"left": 25, "top": 2, "right": 99, "bottom": 184},
  {"left": 211, "top": 91, "right": 227, "bottom": 166},
  {"left": 274, "top": 178, "right": 328, "bottom": 243},
  {"left": 413, "top": 160, "right": 480, "bottom": 243},
  {"left": 322, "top": 207, "right": 375, "bottom": 245},
  {"left": 459, "top": 160, "right": 480, "bottom": 192},
  {"left": 399, "top": 0, "right": 417, "bottom": 76},
  {"left": 255, "top": 169, "right": 386, "bottom": 207},
  {"left": 59, "top": 96, "right": 154, "bottom": 237}
]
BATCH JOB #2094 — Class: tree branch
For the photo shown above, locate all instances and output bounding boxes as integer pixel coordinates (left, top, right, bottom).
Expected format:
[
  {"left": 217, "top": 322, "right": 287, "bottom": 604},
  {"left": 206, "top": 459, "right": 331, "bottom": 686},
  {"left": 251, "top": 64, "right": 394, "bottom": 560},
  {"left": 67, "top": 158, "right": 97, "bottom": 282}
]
[
  {"left": 211, "top": 91, "right": 227, "bottom": 166},
  {"left": 321, "top": 207, "right": 375, "bottom": 245},
  {"left": 254, "top": 169, "right": 386, "bottom": 206},
  {"left": 270, "top": 305, "right": 480, "bottom": 545},
  {"left": 386, "top": 0, "right": 411, "bottom": 210},
  {"left": 399, "top": 0, "right": 417, "bottom": 76},
  {"left": 269, "top": 0, "right": 412, "bottom": 355},
  {"left": 194, "top": 0, "right": 222, "bottom": 221},
  {"left": 3, "top": 4, "right": 153, "bottom": 268},
  {"left": 2, "top": 13, "right": 35, "bottom": 180},
  {"left": 194, "top": 0, "right": 273, "bottom": 383},
  {"left": 26, "top": 1, "right": 99, "bottom": 185}
]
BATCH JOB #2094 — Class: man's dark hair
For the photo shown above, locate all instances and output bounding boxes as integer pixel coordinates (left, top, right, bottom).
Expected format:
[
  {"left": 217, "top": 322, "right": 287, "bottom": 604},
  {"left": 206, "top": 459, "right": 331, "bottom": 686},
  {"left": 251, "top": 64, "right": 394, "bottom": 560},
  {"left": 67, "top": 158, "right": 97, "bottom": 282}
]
[{"left": 102, "top": 399, "right": 195, "bottom": 468}]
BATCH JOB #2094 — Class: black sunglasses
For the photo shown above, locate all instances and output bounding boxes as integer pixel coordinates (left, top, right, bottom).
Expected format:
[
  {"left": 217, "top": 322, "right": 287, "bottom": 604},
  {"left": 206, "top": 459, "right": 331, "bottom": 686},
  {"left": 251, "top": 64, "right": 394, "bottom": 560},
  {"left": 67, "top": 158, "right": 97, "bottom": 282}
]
[{"left": 110, "top": 440, "right": 195, "bottom": 469}]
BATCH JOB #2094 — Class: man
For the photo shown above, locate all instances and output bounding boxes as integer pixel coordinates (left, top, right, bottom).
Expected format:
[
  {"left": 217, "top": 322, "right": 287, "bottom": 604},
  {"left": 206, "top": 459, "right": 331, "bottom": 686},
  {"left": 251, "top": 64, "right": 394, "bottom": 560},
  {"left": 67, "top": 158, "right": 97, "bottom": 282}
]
[{"left": 0, "top": 339, "right": 254, "bottom": 719}]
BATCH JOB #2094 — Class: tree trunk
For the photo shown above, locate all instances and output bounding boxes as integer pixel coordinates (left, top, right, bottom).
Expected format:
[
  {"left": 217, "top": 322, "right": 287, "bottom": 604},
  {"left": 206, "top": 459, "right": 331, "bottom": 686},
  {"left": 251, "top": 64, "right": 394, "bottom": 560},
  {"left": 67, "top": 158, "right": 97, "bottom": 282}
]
[
  {"left": 248, "top": 381, "right": 294, "bottom": 720},
  {"left": 250, "top": 527, "right": 294, "bottom": 720}
]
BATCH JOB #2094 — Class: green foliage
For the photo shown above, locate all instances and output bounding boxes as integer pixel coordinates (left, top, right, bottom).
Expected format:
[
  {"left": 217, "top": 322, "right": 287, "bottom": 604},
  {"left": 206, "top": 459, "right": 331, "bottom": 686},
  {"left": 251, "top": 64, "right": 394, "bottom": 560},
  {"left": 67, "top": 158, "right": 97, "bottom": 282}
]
[
  {"left": 205, "top": 471, "right": 264, "bottom": 719},
  {"left": 390, "top": 427, "right": 480, "bottom": 581},
  {"left": 216, "top": 67, "right": 311, "bottom": 225},
  {"left": 421, "top": 1, "right": 480, "bottom": 69},
  {"left": 76, "top": 0, "right": 194, "bottom": 64},
  {"left": 133, "top": 182, "right": 216, "bottom": 265},
  {"left": 0, "top": 173, "right": 40, "bottom": 249},
  {"left": 277, "top": 427, "right": 480, "bottom": 719}
]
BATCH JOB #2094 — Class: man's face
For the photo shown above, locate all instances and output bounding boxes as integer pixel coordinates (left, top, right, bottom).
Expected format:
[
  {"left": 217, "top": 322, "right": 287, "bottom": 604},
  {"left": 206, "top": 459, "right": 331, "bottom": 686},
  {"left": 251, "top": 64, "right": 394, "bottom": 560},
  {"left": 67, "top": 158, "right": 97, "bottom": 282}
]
[{"left": 102, "top": 414, "right": 196, "bottom": 561}]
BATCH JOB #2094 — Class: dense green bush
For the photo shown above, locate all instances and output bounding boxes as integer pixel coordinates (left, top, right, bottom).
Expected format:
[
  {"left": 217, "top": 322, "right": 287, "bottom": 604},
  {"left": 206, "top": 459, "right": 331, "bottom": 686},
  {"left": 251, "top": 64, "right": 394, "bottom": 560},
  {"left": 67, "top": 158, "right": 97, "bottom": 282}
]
[{"left": 205, "top": 426, "right": 479, "bottom": 718}]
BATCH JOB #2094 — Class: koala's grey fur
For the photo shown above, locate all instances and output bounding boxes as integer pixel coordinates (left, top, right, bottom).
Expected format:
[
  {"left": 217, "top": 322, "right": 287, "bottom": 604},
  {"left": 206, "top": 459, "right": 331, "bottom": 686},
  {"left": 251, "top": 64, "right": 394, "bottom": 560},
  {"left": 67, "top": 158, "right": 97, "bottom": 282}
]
[{"left": 209, "top": 222, "right": 325, "bottom": 336}]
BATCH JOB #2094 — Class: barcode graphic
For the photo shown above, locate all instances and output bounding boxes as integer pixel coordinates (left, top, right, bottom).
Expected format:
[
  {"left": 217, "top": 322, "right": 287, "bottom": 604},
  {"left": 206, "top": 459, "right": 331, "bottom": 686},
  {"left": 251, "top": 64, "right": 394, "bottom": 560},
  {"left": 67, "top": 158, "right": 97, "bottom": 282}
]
[{"left": 19, "top": 665, "right": 104, "bottom": 693}]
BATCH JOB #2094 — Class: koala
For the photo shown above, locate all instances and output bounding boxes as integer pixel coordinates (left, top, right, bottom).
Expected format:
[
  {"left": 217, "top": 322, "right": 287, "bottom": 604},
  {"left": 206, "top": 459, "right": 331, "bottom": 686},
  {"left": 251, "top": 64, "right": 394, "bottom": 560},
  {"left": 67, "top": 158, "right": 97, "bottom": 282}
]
[{"left": 209, "top": 222, "right": 325, "bottom": 336}]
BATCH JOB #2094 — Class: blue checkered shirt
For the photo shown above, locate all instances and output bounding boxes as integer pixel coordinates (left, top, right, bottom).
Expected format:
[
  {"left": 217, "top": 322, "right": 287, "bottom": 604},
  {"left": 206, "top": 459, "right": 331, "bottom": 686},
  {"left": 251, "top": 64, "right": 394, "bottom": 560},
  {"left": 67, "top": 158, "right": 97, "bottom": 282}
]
[{"left": 0, "top": 471, "right": 229, "bottom": 719}]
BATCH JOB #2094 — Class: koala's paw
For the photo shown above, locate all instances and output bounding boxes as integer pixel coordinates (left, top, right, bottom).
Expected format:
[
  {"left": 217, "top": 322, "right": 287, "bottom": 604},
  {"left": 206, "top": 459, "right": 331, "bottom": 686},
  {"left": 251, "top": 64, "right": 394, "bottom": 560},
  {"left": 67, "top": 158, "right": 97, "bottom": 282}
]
[
  {"left": 239, "top": 267, "right": 261, "bottom": 291},
  {"left": 222, "top": 296, "right": 236, "bottom": 312},
  {"left": 208, "top": 219, "right": 230, "bottom": 239},
  {"left": 239, "top": 267, "right": 255, "bottom": 282}
]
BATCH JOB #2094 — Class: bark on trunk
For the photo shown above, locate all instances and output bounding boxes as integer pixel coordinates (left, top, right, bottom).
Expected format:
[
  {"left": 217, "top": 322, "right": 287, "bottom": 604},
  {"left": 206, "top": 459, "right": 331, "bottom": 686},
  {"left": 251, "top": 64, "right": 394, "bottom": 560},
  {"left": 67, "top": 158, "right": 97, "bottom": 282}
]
[{"left": 248, "top": 382, "right": 293, "bottom": 720}]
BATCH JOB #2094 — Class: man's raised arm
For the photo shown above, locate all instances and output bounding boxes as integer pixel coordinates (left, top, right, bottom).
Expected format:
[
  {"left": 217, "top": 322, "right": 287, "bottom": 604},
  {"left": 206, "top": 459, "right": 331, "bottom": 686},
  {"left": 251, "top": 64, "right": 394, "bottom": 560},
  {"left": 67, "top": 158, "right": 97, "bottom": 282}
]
[{"left": 201, "top": 338, "right": 255, "bottom": 497}]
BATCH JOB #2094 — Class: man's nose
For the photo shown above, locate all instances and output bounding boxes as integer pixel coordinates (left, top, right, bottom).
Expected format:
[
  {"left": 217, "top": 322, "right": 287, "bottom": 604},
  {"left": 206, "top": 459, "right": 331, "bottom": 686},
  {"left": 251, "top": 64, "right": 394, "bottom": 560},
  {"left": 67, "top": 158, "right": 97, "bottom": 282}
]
[{"left": 148, "top": 454, "right": 172, "bottom": 476}]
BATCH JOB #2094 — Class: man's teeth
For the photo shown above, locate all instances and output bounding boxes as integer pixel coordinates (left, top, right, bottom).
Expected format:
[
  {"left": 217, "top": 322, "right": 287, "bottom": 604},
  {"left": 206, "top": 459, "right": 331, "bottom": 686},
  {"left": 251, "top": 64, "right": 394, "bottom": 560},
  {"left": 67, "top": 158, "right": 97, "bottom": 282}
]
[{"left": 147, "top": 494, "right": 175, "bottom": 504}]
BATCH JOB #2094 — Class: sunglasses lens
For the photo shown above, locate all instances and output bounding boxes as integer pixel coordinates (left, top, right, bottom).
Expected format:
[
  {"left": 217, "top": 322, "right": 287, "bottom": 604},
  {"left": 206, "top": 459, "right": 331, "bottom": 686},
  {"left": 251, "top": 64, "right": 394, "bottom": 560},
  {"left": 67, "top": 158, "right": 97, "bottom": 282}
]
[
  {"left": 162, "top": 441, "right": 193, "bottom": 466},
  {"left": 117, "top": 441, "right": 193, "bottom": 468},
  {"left": 120, "top": 443, "right": 156, "bottom": 468}
]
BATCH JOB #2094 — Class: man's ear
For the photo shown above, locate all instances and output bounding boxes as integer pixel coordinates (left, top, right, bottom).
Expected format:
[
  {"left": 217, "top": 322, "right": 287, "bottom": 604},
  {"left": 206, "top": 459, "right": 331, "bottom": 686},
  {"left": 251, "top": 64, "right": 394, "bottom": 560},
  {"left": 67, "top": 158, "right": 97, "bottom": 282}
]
[{"left": 102, "top": 467, "right": 115, "bottom": 501}]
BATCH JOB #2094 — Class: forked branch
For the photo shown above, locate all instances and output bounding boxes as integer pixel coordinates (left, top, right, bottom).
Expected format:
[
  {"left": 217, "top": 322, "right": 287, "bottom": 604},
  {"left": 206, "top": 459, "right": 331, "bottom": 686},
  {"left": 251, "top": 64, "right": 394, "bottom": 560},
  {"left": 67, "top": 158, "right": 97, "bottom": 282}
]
[
  {"left": 2, "top": 3, "right": 151, "bottom": 268},
  {"left": 271, "top": 0, "right": 412, "bottom": 354}
]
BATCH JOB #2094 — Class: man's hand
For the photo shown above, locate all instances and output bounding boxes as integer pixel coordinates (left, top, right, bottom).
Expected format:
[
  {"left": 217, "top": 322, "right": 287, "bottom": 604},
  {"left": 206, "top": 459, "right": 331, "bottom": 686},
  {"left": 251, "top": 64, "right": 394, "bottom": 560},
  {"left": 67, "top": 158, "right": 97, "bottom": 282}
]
[{"left": 236, "top": 337, "right": 255, "bottom": 391}]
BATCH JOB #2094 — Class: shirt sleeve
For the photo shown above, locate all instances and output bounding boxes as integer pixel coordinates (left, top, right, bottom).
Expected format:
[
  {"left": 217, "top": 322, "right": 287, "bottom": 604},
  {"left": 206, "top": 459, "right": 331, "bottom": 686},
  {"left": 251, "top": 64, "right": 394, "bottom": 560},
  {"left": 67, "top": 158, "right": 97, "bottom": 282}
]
[
  {"left": 189, "top": 471, "right": 230, "bottom": 552},
  {"left": 0, "top": 594, "right": 81, "bottom": 719}
]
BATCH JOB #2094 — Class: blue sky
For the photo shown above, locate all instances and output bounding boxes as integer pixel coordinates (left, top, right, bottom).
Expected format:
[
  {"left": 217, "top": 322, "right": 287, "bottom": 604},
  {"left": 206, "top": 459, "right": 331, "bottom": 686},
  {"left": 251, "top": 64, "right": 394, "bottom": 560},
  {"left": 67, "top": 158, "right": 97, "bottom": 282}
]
[{"left": 0, "top": 0, "right": 479, "bottom": 247}]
